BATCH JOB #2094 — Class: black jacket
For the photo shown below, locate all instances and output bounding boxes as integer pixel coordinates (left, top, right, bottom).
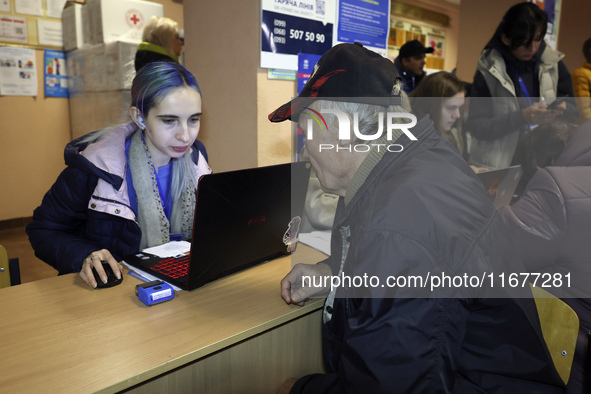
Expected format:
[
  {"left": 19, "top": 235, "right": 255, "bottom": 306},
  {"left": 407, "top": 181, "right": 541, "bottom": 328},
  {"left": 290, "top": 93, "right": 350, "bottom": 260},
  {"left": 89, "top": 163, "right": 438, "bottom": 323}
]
[
  {"left": 394, "top": 56, "right": 426, "bottom": 94},
  {"left": 26, "top": 124, "right": 209, "bottom": 274},
  {"left": 500, "top": 123, "right": 591, "bottom": 393},
  {"left": 292, "top": 116, "right": 564, "bottom": 393},
  {"left": 135, "top": 47, "right": 177, "bottom": 72}
]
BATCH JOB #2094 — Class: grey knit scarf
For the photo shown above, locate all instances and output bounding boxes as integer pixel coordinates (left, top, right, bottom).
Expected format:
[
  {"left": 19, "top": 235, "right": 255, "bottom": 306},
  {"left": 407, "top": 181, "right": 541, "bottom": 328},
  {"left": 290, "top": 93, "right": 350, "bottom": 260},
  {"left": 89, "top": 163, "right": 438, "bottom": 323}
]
[{"left": 128, "top": 130, "right": 196, "bottom": 250}]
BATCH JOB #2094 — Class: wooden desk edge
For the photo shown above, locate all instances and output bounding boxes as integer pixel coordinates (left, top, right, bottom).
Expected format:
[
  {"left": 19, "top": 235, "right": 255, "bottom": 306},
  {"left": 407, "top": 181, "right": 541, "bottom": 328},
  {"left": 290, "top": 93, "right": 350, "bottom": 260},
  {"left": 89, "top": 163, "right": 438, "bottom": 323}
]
[{"left": 100, "top": 298, "right": 325, "bottom": 393}]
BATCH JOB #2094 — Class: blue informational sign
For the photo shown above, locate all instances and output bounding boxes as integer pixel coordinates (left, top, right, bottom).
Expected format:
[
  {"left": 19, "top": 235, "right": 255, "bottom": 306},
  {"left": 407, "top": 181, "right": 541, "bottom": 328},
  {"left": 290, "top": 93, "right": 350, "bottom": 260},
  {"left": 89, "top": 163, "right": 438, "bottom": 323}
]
[
  {"left": 544, "top": 0, "right": 556, "bottom": 26},
  {"left": 262, "top": 10, "right": 333, "bottom": 56},
  {"left": 297, "top": 52, "right": 322, "bottom": 94},
  {"left": 44, "top": 50, "right": 68, "bottom": 98},
  {"left": 337, "top": 0, "right": 389, "bottom": 49},
  {"left": 296, "top": 52, "right": 323, "bottom": 160}
]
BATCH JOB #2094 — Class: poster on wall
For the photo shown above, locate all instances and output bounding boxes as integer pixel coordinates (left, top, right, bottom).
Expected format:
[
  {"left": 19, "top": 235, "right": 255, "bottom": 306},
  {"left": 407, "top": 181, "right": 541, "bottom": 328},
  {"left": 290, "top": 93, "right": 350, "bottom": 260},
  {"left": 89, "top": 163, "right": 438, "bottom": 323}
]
[
  {"left": 15, "top": 0, "right": 43, "bottom": 16},
  {"left": 297, "top": 52, "right": 322, "bottom": 94},
  {"left": 0, "top": 46, "right": 37, "bottom": 96},
  {"left": 0, "top": 0, "right": 10, "bottom": 13},
  {"left": 38, "top": 20, "right": 63, "bottom": 47},
  {"left": 295, "top": 52, "right": 322, "bottom": 161},
  {"left": 0, "top": 15, "right": 28, "bottom": 44},
  {"left": 530, "top": 0, "right": 561, "bottom": 50},
  {"left": 388, "top": 18, "right": 446, "bottom": 72},
  {"left": 261, "top": 0, "right": 335, "bottom": 70},
  {"left": 44, "top": 50, "right": 67, "bottom": 98},
  {"left": 335, "top": 0, "right": 390, "bottom": 57},
  {"left": 46, "top": 0, "right": 68, "bottom": 19}
]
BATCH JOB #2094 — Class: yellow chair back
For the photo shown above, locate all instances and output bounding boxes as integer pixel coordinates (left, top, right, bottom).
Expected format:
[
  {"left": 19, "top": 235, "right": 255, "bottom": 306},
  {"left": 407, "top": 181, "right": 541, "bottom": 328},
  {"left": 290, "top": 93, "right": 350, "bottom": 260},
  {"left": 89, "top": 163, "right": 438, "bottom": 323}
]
[
  {"left": 532, "top": 285, "right": 579, "bottom": 385},
  {"left": 0, "top": 245, "right": 10, "bottom": 288}
]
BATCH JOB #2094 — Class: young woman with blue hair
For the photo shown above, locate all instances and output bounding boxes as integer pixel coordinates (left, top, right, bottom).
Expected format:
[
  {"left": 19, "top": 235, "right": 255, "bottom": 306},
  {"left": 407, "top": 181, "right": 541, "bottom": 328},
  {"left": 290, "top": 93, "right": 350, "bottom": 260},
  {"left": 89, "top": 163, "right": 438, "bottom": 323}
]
[{"left": 27, "top": 62, "right": 211, "bottom": 288}]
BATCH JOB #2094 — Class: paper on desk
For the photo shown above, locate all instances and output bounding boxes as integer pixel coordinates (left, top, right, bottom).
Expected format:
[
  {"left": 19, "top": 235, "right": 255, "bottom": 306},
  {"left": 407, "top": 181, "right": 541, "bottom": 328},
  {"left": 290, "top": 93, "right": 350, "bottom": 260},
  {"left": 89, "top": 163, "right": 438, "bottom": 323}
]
[
  {"left": 121, "top": 262, "right": 183, "bottom": 292},
  {"left": 122, "top": 241, "right": 191, "bottom": 292},
  {"left": 298, "top": 231, "right": 331, "bottom": 255},
  {"left": 143, "top": 240, "right": 191, "bottom": 257},
  {"left": 122, "top": 261, "right": 183, "bottom": 291}
]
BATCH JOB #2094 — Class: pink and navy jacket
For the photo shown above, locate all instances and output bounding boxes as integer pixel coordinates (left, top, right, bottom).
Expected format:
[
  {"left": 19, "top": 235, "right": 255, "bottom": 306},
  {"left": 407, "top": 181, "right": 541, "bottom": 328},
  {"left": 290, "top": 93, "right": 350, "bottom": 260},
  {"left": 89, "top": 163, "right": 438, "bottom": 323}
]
[{"left": 26, "top": 123, "right": 211, "bottom": 274}]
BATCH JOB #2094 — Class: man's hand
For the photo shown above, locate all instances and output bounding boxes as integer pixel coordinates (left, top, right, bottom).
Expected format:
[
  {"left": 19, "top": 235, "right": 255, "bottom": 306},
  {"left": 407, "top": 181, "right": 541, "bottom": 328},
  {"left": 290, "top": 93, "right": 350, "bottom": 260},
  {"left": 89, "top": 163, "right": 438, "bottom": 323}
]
[{"left": 281, "top": 262, "right": 332, "bottom": 306}]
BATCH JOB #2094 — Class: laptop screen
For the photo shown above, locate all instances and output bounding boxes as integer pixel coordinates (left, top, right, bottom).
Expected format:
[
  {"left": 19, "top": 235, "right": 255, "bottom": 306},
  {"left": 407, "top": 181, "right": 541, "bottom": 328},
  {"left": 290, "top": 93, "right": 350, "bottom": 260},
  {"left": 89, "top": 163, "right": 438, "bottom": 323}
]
[
  {"left": 185, "top": 161, "right": 311, "bottom": 290},
  {"left": 476, "top": 165, "right": 522, "bottom": 209}
]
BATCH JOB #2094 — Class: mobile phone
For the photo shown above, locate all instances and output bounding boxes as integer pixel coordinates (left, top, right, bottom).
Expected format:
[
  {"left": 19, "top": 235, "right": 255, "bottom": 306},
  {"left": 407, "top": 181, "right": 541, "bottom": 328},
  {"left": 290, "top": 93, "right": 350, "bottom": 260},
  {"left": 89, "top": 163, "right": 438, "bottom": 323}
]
[{"left": 547, "top": 97, "right": 567, "bottom": 109}]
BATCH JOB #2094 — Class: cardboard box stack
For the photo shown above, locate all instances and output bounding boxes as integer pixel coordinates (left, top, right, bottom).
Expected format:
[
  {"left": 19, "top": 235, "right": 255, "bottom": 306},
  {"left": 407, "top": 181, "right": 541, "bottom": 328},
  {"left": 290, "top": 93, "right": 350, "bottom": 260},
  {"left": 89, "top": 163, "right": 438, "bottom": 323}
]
[
  {"left": 62, "top": 2, "right": 84, "bottom": 52},
  {"left": 62, "top": 0, "right": 164, "bottom": 139}
]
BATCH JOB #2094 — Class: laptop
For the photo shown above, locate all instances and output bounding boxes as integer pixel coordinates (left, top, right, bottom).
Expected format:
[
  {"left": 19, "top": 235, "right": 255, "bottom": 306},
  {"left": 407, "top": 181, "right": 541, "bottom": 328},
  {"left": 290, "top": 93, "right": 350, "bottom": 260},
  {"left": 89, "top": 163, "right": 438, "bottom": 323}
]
[
  {"left": 124, "top": 161, "right": 312, "bottom": 290},
  {"left": 476, "top": 165, "right": 522, "bottom": 209}
]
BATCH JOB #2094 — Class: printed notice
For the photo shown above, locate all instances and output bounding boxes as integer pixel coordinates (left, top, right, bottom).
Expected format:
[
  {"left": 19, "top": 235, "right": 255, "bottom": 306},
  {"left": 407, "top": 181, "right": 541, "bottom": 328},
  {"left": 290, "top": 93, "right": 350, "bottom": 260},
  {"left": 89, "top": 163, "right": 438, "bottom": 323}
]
[
  {"left": 261, "top": 0, "right": 335, "bottom": 70},
  {"left": 0, "top": 0, "right": 10, "bottom": 13},
  {"left": 46, "top": 0, "right": 68, "bottom": 19},
  {"left": 336, "top": 0, "right": 390, "bottom": 55},
  {"left": 37, "top": 19, "right": 63, "bottom": 47},
  {"left": 0, "top": 16, "right": 28, "bottom": 43},
  {"left": 15, "top": 0, "right": 43, "bottom": 16},
  {"left": 0, "top": 46, "right": 38, "bottom": 96},
  {"left": 44, "top": 50, "right": 68, "bottom": 98}
]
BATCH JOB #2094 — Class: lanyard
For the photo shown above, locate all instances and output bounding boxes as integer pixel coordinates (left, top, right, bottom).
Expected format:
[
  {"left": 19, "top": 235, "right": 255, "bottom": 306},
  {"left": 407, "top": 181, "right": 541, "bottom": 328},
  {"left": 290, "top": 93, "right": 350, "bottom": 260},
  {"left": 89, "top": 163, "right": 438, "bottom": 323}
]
[
  {"left": 507, "top": 64, "right": 540, "bottom": 132},
  {"left": 507, "top": 64, "right": 535, "bottom": 106}
]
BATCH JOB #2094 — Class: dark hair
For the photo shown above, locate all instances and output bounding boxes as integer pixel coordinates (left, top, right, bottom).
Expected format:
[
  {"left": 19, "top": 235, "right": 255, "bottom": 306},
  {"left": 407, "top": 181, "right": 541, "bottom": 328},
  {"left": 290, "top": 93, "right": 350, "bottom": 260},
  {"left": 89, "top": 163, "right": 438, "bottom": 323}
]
[
  {"left": 131, "top": 61, "right": 201, "bottom": 118},
  {"left": 409, "top": 71, "right": 466, "bottom": 133},
  {"left": 583, "top": 38, "right": 591, "bottom": 63},
  {"left": 495, "top": 2, "right": 548, "bottom": 51},
  {"left": 512, "top": 122, "right": 577, "bottom": 186}
]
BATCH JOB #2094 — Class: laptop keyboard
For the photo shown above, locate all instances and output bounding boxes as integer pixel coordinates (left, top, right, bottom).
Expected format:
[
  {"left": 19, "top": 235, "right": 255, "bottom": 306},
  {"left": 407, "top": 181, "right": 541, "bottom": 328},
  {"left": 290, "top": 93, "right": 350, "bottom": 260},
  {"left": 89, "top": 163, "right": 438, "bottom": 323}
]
[{"left": 150, "top": 255, "right": 190, "bottom": 279}]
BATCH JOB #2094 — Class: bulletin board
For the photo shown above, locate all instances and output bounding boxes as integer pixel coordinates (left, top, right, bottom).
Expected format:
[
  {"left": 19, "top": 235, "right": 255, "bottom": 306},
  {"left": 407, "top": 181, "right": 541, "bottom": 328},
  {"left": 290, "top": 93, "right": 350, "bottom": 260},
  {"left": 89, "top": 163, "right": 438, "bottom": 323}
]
[
  {"left": 0, "top": 0, "right": 72, "bottom": 49},
  {"left": 387, "top": 17, "right": 446, "bottom": 71}
]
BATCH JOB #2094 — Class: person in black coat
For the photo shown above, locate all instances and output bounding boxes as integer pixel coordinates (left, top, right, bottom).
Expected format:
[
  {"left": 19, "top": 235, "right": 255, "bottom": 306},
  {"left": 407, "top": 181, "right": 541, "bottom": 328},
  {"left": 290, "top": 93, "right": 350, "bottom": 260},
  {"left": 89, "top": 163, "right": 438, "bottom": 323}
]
[
  {"left": 134, "top": 16, "right": 184, "bottom": 72},
  {"left": 269, "top": 42, "right": 565, "bottom": 394},
  {"left": 501, "top": 121, "right": 591, "bottom": 393},
  {"left": 27, "top": 63, "right": 210, "bottom": 288}
]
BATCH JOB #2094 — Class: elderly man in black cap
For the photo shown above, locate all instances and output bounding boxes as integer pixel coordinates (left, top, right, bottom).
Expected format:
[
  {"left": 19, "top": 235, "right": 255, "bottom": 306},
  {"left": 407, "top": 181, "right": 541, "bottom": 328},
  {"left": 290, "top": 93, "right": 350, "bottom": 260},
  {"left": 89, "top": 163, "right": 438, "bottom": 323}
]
[
  {"left": 270, "top": 42, "right": 565, "bottom": 393},
  {"left": 394, "top": 39, "right": 434, "bottom": 94}
]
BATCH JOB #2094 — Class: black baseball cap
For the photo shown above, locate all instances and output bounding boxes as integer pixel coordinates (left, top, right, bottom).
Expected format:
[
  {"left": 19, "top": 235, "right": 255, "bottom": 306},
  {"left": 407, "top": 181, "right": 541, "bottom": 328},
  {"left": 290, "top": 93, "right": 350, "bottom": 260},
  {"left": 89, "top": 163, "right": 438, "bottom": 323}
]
[
  {"left": 268, "top": 42, "right": 401, "bottom": 123},
  {"left": 399, "top": 40, "right": 435, "bottom": 58}
]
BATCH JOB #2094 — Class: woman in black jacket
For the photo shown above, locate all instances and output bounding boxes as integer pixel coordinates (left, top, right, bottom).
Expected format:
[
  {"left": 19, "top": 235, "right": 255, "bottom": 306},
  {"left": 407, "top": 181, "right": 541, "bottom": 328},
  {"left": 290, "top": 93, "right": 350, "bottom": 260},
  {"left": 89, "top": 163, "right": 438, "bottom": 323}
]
[
  {"left": 27, "top": 62, "right": 211, "bottom": 288},
  {"left": 134, "top": 16, "right": 184, "bottom": 72}
]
